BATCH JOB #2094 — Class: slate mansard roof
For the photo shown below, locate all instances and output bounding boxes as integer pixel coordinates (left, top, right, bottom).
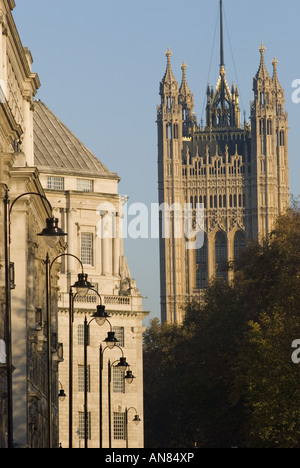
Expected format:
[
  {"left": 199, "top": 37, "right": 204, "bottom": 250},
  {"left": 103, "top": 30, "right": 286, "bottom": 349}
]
[{"left": 33, "top": 100, "right": 117, "bottom": 178}]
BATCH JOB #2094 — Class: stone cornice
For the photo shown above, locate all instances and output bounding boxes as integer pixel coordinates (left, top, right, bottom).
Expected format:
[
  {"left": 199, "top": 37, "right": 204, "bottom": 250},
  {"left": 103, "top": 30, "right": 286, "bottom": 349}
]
[
  {"left": 5, "top": 9, "right": 40, "bottom": 95},
  {"left": 7, "top": 0, "right": 16, "bottom": 11},
  {"left": 37, "top": 166, "right": 120, "bottom": 182},
  {"left": 58, "top": 308, "right": 149, "bottom": 320},
  {"left": 0, "top": 101, "right": 23, "bottom": 141}
]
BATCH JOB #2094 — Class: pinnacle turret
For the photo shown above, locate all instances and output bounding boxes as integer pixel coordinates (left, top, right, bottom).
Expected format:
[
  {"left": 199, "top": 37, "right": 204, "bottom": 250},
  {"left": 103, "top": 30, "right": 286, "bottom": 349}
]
[
  {"left": 161, "top": 47, "right": 178, "bottom": 86},
  {"left": 179, "top": 61, "right": 192, "bottom": 98},
  {"left": 272, "top": 56, "right": 283, "bottom": 91},
  {"left": 255, "top": 43, "right": 271, "bottom": 81}
]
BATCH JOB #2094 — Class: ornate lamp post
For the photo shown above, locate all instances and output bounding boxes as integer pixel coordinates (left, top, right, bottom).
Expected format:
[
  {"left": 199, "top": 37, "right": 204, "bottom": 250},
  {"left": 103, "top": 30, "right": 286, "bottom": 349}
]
[
  {"left": 125, "top": 407, "right": 141, "bottom": 449},
  {"left": 107, "top": 354, "right": 132, "bottom": 448},
  {"left": 83, "top": 294, "right": 112, "bottom": 449},
  {"left": 47, "top": 253, "right": 93, "bottom": 448},
  {"left": 2, "top": 186, "right": 66, "bottom": 448}
]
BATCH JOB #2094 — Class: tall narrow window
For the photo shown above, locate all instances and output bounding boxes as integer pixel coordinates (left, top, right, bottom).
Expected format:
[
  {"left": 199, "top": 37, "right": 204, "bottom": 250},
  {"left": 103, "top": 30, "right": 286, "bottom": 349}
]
[
  {"left": 78, "top": 325, "right": 90, "bottom": 346},
  {"left": 79, "top": 412, "right": 91, "bottom": 440},
  {"left": 78, "top": 365, "right": 90, "bottom": 392},
  {"left": 173, "top": 124, "right": 178, "bottom": 139},
  {"left": 114, "top": 413, "right": 126, "bottom": 440},
  {"left": 196, "top": 236, "right": 207, "bottom": 289},
  {"left": 234, "top": 232, "right": 246, "bottom": 261},
  {"left": 166, "top": 123, "right": 172, "bottom": 139},
  {"left": 113, "top": 367, "right": 125, "bottom": 394},
  {"left": 81, "top": 233, "right": 94, "bottom": 266},
  {"left": 215, "top": 232, "right": 227, "bottom": 280},
  {"left": 112, "top": 327, "right": 125, "bottom": 347},
  {"left": 267, "top": 119, "right": 272, "bottom": 135}
]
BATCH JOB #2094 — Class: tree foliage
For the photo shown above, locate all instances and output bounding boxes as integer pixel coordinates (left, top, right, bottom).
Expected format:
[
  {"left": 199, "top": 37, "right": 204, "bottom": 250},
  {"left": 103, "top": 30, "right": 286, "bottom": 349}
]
[{"left": 143, "top": 207, "right": 300, "bottom": 448}]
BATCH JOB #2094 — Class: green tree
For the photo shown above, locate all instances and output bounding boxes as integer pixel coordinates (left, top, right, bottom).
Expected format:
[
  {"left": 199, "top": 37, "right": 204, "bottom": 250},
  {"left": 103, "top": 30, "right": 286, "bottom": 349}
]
[
  {"left": 233, "top": 208, "right": 300, "bottom": 447},
  {"left": 143, "top": 207, "right": 300, "bottom": 448}
]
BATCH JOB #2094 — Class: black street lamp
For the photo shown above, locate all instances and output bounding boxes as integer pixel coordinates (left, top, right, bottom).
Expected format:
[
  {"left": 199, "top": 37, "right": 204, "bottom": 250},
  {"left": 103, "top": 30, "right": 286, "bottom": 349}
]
[
  {"left": 83, "top": 294, "right": 111, "bottom": 449},
  {"left": 58, "top": 382, "right": 67, "bottom": 402},
  {"left": 47, "top": 253, "right": 92, "bottom": 449},
  {"left": 2, "top": 186, "right": 66, "bottom": 449},
  {"left": 125, "top": 407, "right": 141, "bottom": 449},
  {"left": 107, "top": 351, "right": 133, "bottom": 448}
]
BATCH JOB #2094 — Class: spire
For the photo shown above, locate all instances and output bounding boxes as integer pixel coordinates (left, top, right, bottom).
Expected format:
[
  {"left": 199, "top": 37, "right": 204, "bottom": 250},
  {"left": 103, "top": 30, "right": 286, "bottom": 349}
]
[
  {"left": 179, "top": 61, "right": 192, "bottom": 97},
  {"left": 205, "top": 1, "right": 241, "bottom": 128},
  {"left": 179, "top": 60, "right": 195, "bottom": 135},
  {"left": 162, "top": 47, "right": 177, "bottom": 86},
  {"left": 220, "top": 0, "right": 224, "bottom": 69},
  {"left": 256, "top": 43, "right": 271, "bottom": 81},
  {"left": 272, "top": 56, "right": 282, "bottom": 91}
]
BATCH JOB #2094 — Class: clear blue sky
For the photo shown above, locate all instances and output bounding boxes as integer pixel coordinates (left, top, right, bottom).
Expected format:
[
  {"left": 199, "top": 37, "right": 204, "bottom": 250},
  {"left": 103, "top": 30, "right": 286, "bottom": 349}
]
[{"left": 13, "top": 0, "right": 300, "bottom": 324}]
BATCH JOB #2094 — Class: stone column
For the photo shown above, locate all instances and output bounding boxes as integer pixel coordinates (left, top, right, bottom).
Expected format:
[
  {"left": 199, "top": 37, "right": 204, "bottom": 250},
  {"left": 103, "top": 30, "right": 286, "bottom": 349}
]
[
  {"left": 113, "top": 213, "right": 120, "bottom": 276},
  {"left": 102, "top": 213, "right": 111, "bottom": 276}
]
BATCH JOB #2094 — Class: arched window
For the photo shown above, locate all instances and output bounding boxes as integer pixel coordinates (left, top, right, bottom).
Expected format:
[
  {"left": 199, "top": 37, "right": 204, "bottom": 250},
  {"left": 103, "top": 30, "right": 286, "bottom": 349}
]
[
  {"left": 260, "top": 119, "right": 265, "bottom": 135},
  {"left": 215, "top": 232, "right": 227, "bottom": 280},
  {"left": 196, "top": 235, "right": 207, "bottom": 289},
  {"left": 234, "top": 231, "right": 246, "bottom": 261},
  {"left": 267, "top": 119, "right": 272, "bottom": 135},
  {"left": 173, "top": 124, "right": 178, "bottom": 140},
  {"left": 166, "top": 123, "right": 172, "bottom": 140}
]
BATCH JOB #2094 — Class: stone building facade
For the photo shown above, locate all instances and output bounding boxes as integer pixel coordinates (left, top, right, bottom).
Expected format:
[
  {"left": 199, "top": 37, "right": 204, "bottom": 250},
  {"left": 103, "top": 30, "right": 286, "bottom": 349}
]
[
  {"left": 34, "top": 101, "right": 147, "bottom": 448},
  {"left": 0, "top": 1, "right": 146, "bottom": 449},
  {"left": 0, "top": 0, "right": 64, "bottom": 448},
  {"left": 157, "top": 3, "right": 289, "bottom": 323}
]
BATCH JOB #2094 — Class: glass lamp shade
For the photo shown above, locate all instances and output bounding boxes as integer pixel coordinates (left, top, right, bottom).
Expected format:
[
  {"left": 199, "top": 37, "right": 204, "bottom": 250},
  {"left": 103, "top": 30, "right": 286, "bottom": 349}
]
[
  {"left": 116, "top": 357, "right": 129, "bottom": 373},
  {"left": 133, "top": 415, "right": 141, "bottom": 426},
  {"left": 37, "top": 217, "right": 67, "bottom": 248},
  {"left": 58, "top": 389, "right": 67, "bottom": 402},
  {"left": 124, "top": 370, "right": 136, "bottom": 385},
  {"left": 72, "top": 273, "right": 93, "bottom": 297},
  {"left": 104, "top": 331, "right": 118, "bottom": 349},
  {"left": 92, "top": 305, "right": 109, "bottom": 327}
]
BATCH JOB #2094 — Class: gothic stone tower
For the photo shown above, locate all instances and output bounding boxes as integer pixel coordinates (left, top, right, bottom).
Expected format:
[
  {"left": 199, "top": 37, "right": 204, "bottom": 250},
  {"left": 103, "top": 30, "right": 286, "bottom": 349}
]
[{"left": 157, "top": 2, "right": 289, "bottom": 324}]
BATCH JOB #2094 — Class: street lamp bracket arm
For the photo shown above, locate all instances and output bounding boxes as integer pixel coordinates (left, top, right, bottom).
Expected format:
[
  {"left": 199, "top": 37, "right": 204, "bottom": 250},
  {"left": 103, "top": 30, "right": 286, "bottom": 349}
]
[
  {"left": 50, "top": 253, "right": 84, "bottom": 274},
  {"left": 9, "top": 191, "right": 53, "bottom": 215}
]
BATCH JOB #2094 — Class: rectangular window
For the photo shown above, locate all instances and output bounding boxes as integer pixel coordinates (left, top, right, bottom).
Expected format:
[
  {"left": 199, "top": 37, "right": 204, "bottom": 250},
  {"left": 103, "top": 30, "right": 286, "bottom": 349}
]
[
  {"left": 78, "top": 365, "right": 90, "bottom": 392},
  {"left": 81, "top": 233, "right": 94, "bottom": 266},
  {"left": 113, "top": 367, "right": 125, "bottom": 394},
  {"left": 78, "top": 412, "right": 91, "bottom": 440},
  {"left": 78, "top": 324, "right": 90, "bottom": 346},
  {"left": 112, "top": 326, "right": 125, "bottom": 348},
  {"left": 77, "top": 179, "right": 94, "bottom": 192},
  {"left": 47, "top": 176, "right": 64, "bottom": 191},
  {"left": 113, "top": 413, "right": 126, "bottom": 440}
]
